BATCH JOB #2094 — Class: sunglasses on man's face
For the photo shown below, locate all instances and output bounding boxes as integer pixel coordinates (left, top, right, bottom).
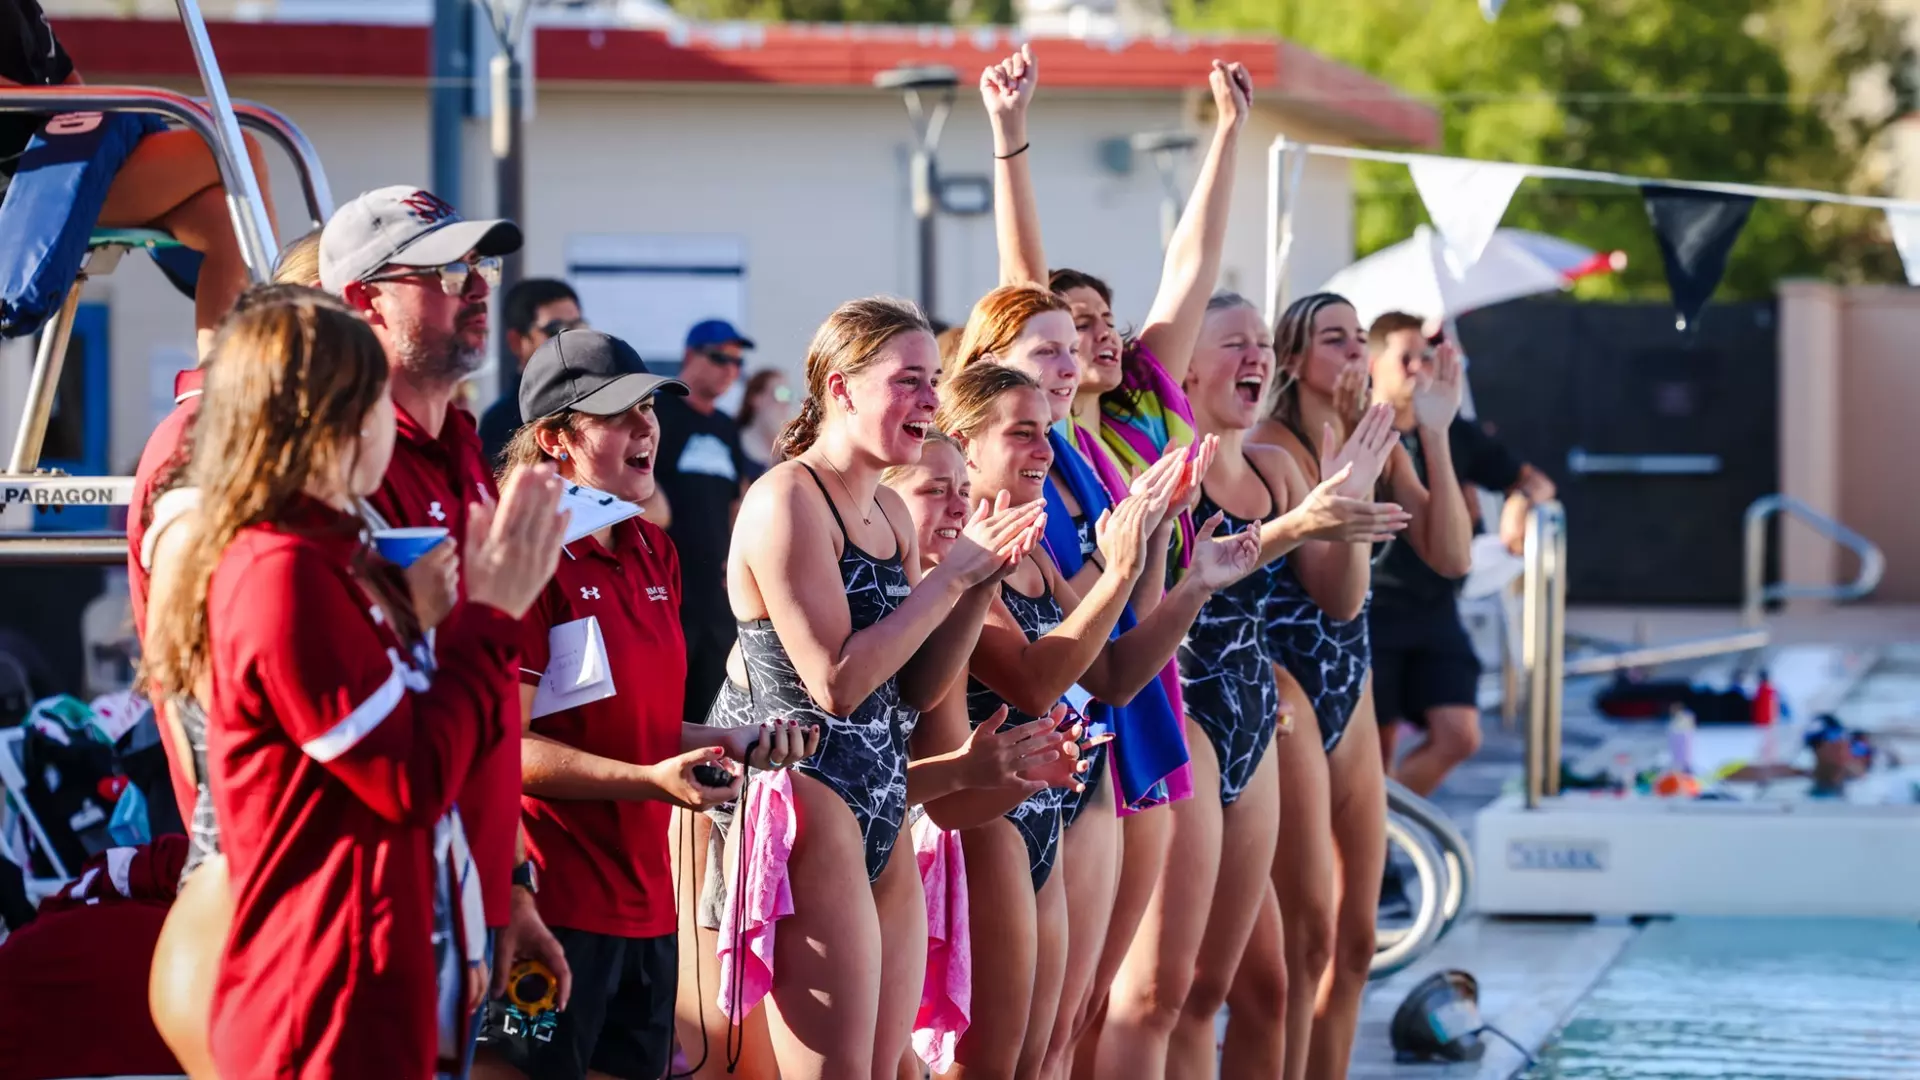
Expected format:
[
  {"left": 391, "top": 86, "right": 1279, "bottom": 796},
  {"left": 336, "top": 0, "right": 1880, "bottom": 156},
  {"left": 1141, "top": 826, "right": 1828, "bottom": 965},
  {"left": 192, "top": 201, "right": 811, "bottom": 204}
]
[
  {"left": 537, "top": 318, "right": 590, "bottom": 338},
  {"left": 702, "top": 349, "right": 745, "bottom": 368},
  {"left": 362, "top": 256, "right": 503, "bottom": 297}
]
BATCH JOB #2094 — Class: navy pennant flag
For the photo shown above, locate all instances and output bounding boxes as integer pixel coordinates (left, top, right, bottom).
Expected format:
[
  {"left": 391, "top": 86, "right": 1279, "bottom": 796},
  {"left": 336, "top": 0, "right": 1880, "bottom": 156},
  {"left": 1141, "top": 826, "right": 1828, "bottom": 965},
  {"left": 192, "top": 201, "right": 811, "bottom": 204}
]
[{"left": 1642, "top": 184, "right": 1755, "bottom": 332}]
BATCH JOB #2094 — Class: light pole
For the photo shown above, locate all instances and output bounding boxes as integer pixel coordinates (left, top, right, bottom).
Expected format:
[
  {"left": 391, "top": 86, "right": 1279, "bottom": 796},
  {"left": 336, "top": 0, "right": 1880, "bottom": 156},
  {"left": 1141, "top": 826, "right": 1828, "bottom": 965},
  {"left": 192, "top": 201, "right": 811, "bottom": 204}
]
[
  {"left": 1130, "top": 131, "right": 1199, "bottom": 251},
  {"left": 874, "top": 65, "right": 960, "bottom": 322},
  {"left": 477, "top": 0, "right": 535, "bottom": 398}
]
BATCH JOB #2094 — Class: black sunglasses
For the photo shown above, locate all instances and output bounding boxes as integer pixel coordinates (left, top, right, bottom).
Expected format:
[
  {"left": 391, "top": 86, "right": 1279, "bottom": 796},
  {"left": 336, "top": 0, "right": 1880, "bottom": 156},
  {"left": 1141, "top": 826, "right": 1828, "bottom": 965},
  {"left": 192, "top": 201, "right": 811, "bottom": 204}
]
[
  {"left": 362, "top": 257, "right": 501, "bottom": 296},
  {"left": 537, "top": 318, "right": 589, "bottom": 338},
  {"left": 702, "top": 349, "right": 745, "bottom": 368}
]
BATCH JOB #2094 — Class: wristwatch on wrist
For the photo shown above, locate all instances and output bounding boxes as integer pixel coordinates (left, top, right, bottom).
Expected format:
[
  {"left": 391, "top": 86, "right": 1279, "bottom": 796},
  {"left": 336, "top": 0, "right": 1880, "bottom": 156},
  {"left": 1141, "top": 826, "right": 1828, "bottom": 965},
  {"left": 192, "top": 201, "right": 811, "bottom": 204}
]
[{"left": 512, "top": 860, "right": 539, "bottom": 896}]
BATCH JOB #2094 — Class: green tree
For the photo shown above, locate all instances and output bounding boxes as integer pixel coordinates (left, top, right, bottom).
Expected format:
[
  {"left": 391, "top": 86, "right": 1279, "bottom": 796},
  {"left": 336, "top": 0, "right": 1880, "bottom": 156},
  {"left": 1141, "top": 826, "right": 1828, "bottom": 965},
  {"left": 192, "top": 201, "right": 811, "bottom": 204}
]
[{"left": 1169, "top": 0, "right": 1916, "bottom": 297}]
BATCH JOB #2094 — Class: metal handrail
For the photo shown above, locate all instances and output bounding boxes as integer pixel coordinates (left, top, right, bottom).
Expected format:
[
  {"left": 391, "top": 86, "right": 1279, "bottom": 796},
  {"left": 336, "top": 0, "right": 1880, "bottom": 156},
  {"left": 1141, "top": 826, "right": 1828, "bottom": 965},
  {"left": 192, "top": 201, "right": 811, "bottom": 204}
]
[
  {"left": 172, "top": 0, "right": 278, "bottom": 280},
  {"left": 1516, "top": 493, "right": 1884, "bottom": 809},
  {"left": 1390, "top": 768, "right": 1474, "bottom": 930},
  {"left": 231, "top": 101, "right": 334, "bottom": 228},
  {"left": 1521, "top": 501, "right": 1568, "bottom": 807},
  {"left": 0, "top": 12, "right": 295, "bottom": 562},
  {"left": 1742, "top": 494, "right": 1884, "bottom": 628}
]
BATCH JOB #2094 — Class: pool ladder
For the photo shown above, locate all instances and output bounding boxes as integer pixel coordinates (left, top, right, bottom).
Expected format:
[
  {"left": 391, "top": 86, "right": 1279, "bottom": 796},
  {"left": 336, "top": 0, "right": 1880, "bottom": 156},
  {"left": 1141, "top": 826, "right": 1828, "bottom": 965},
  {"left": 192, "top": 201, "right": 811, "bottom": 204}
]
[
  {"left": 1372, "top": 778, "right": 1475, "bottom": 979},
  {"left": 1515, "top": 497, "right": 1884, "bottom": 808}
]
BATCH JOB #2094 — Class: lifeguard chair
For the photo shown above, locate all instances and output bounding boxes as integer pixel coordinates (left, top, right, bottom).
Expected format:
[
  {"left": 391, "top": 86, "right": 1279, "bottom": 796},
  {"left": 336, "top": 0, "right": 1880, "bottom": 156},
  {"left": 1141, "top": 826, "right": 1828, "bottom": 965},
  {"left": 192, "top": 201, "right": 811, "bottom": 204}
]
[
  {"left": 0, "top": 0, "right": 332, "bottom": 917},
  {"left": 0, "top": 0, "right": 333, "bottom": 566}
]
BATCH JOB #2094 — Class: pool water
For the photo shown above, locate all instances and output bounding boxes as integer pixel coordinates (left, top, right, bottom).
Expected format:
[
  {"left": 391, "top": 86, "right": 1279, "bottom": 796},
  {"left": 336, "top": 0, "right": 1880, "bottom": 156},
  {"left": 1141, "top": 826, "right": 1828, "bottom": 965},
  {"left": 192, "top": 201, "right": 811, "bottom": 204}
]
[{"left": 1525, "top": 918, "right": 1920, "bottom": 1079}]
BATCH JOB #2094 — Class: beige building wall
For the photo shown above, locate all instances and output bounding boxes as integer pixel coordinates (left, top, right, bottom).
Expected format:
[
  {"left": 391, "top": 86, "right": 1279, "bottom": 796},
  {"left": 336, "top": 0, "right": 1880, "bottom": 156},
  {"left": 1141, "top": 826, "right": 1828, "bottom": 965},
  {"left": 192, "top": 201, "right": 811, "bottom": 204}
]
[
  {"left": 0, "top": 78, "right": 1355, "bottom": 477},
  {"left": 1777, "top": 282, "right": 1920, "bottom": 604}
]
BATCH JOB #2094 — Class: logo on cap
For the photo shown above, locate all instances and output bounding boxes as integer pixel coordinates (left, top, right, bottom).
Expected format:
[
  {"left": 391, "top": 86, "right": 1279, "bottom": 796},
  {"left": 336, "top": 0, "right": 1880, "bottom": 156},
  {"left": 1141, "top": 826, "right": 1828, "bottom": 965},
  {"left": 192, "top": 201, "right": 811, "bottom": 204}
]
[{"left": 399, "top": 191, "right": 459, "bottom": 227}]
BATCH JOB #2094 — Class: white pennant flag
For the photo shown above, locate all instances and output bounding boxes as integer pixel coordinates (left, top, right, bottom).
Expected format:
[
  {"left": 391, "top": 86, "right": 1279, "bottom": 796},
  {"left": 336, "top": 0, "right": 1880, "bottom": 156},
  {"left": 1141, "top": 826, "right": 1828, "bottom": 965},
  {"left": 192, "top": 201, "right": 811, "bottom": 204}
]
[
  {"left": 1409, "top": 157, "right": 1528, "bottom": 277},
  {"left": 1888, "top": 208, "right": 1920, "bottom": 285}
]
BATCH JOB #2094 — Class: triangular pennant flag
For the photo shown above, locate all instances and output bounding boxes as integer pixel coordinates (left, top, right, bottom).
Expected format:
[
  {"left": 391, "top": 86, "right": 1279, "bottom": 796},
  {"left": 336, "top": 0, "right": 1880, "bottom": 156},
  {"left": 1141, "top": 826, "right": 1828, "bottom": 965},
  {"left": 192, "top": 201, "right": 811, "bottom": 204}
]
[
  {"left": 1887, "top": 208, "right": 1920, "bottom": 286},
  {"left": 1642, "top": 185, "right": 1755, "bottom": 332},
  {"left": 1409, "top": 158, "right": 1528, "bottom": 277},
  {"left": 1480, "top": 0, "right": 1506, "bottom": 20}
]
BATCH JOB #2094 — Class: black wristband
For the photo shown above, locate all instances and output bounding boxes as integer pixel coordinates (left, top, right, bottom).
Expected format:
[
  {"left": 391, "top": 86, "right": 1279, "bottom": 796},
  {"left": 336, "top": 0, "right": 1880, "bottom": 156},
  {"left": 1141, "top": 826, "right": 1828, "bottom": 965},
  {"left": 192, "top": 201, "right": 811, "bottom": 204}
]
[{"left": 995, "top": 142, "right": 1030, "bottom": 160}]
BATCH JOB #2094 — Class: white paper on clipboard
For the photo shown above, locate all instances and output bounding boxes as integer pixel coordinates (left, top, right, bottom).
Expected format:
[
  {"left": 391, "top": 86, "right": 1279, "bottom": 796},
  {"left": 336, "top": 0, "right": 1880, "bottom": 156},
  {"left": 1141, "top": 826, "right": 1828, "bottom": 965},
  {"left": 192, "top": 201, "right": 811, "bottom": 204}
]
[
  {"left": 561, "top": 484, "right": 643, "bottom": 546},
  {"left": 530, "top": 616, "right": 616, "bottom": 719}
]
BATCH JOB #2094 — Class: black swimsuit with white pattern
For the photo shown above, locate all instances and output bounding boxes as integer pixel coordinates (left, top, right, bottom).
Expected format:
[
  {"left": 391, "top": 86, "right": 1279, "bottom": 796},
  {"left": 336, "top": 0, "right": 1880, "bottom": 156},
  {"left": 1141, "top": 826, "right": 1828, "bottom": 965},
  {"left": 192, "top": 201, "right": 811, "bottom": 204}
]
[
  {"left": 707, "top": 464, "right": 918, "bottom": 883},
  {"left": 965, "top": 576, "right": 1068, "bottom": 892},
  {"left": 1265, "top": 567, "right": 1370, "bottom": 753},
  {"left": 1178, "top": 457, "right": 1284, "bottom": 806},
  {"left": 174, "top": 696, "right": 219, "bottom": 886}
]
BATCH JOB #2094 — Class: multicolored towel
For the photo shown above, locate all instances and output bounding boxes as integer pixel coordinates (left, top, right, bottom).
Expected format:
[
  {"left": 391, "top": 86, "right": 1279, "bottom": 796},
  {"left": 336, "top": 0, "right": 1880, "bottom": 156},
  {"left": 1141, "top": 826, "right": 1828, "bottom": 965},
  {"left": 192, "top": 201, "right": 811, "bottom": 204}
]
[
  {"left": 1045, "top": 427, "right": 1193, "bottom": 813},
  {"left": 1096, "top": 340, "right": 1200, "bottom": 566}
]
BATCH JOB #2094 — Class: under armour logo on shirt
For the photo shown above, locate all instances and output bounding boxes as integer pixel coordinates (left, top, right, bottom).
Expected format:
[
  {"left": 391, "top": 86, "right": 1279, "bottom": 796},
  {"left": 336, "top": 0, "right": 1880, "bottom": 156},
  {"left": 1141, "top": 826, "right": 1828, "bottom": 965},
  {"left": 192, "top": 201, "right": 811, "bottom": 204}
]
[
  {"left": 427, "top": 501, "right": 447, "bottom": 522},
  {"left": 581, "top": 587, "right": 601, "bottom": 600}
]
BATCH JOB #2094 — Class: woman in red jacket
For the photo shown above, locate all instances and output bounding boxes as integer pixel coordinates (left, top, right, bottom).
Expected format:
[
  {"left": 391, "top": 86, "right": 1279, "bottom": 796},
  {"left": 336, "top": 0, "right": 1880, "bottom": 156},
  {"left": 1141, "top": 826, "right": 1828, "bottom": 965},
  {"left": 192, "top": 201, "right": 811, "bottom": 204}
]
[{"left": 143, "top": 289, "right": 569, "bottom": 1079}]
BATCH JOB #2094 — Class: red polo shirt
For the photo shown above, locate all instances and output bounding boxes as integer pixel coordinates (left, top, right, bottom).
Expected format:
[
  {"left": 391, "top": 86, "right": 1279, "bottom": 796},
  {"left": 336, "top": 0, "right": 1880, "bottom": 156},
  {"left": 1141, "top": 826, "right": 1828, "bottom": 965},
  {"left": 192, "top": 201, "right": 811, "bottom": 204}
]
[
  {"left": 128, "top": 367, "right": 203, "bottom": 642},
  {"left": 518, "top": 517, "right": 686, "bottom": 939},
  {"left": 366, "top": 400, "right": 521, "bottom": 926},
  {"left": 127, "top": 367, "right": 204, "bottom": 828},
  {"left": 205, "top": 496, "right": 517, "bottom": 1080}
]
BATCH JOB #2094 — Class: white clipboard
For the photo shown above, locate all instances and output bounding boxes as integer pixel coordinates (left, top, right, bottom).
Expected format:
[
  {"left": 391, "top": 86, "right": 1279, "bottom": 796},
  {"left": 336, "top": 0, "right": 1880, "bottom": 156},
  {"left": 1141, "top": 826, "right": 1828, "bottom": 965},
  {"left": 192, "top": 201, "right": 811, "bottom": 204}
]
[
  {"left": 561, "top": 484, "right": 643, "bottom": 546},
  {"left": 530, "top": 616, "right": 617, "bottom": 719}
]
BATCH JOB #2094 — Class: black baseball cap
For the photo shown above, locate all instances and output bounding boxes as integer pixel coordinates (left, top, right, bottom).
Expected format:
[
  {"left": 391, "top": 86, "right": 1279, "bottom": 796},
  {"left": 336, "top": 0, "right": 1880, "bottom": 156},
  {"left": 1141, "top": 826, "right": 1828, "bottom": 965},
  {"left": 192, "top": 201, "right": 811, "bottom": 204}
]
[{"left": 520, "top": 329, "right": 687, "bottom": 422}]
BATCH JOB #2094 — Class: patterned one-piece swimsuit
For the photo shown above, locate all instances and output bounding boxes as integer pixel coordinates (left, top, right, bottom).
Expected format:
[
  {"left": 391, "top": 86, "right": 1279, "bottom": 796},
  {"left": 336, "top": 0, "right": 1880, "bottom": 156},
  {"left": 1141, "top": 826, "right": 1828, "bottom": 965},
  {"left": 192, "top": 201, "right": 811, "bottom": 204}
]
[
  {"left": 1178, "top": 458, "right": 1285, "bottom": 805},
  {"left": 965, "top": 576, "right": 1069, "bottom": 891},
  {"left": 707, "top": 464, "right": 918, "bottom": 882}
]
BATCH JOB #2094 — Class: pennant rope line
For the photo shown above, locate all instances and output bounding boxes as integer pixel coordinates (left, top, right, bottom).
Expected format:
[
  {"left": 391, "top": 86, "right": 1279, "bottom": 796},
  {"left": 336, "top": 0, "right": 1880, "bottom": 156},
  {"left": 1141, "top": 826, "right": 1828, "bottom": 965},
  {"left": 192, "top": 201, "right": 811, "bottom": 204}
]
[{"left": 1269, "top": 139, "right": 1920, "bottom": 213}]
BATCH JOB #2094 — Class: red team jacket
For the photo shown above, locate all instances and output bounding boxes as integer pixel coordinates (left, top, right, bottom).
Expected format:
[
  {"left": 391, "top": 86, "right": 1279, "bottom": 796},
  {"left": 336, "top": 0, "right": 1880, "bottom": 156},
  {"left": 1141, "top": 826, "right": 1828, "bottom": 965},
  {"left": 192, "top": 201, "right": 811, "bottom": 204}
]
[
  {"left": 204, "top": 497, "right": 517, "bottom": 1079},
  {"left": 366, "top": 401, "right": 523, "bottom": 926}
]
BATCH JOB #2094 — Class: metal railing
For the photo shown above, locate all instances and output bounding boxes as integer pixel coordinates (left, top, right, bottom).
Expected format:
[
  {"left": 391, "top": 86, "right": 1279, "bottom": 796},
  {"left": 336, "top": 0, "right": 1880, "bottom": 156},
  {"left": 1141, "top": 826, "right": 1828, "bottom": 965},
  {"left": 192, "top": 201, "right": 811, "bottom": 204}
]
[
  {"left": 1741, "top": 494, "right": 1884, "bottom": 629},
  {"left": 1373, "top": 778, "right": 1476, "bottom": 979},
  {"left": 0, "top": 0, "right": 334, "bottom": 567},
  {"left": 1516, "top": 494, "right": 1885, "bottom": 810},
  {"left": 1521, "top": 502, "right": 1568, "bottom": 807}
]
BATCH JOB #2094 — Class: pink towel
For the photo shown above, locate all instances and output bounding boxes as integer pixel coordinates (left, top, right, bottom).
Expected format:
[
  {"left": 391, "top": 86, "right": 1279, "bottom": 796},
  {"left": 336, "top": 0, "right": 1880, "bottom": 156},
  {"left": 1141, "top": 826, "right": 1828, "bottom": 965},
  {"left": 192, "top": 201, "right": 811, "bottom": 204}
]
[
  {"left": 911, "top": 813, "right": 970, "bottom": 1072},
  {"left": 716, "top": 770, "right": 797, "bottom": 1020}
]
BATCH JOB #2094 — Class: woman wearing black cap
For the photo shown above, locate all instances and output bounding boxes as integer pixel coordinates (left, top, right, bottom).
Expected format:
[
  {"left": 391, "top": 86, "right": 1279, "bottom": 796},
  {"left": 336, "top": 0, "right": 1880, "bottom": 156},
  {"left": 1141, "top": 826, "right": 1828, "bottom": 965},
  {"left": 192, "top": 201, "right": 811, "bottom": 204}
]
[{"left": 478, "top": 329, "right": 818, "bottom": 1080}]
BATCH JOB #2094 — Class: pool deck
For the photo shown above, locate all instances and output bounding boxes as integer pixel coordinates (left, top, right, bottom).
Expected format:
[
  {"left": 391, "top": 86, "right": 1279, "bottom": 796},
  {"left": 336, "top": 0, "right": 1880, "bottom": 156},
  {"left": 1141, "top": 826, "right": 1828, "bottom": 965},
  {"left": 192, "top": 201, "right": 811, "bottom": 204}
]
[
  {"left": 1343, "top": 673, "right": 1627, "bottom": 1080},
  {"left": 1343, "top": 604, "right": 1920, "bottom": 1078}
]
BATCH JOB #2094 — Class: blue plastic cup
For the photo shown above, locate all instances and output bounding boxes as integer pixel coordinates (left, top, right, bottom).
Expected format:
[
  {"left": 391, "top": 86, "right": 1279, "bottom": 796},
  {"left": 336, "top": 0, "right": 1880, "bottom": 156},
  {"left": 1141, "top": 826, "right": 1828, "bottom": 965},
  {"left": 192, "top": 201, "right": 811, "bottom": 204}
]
[{"left": 373, "top": 526, "right": 450, "bottom": 568}]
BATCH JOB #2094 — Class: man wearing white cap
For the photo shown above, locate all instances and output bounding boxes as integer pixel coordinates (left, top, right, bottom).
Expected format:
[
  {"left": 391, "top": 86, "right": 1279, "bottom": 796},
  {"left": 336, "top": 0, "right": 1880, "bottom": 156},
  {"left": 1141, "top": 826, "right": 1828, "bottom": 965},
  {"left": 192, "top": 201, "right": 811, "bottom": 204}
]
[{"left": 322, "top": 186, "right": 572, "bottom": 1069}]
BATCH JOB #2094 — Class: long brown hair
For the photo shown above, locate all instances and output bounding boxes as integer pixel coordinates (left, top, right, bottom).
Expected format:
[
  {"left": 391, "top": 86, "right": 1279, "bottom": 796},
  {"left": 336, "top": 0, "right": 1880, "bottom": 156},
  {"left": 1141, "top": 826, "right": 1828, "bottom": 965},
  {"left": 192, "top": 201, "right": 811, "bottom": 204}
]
[
  {"left": 951, "top": 284, "right": 1068, "bottom": 379},
  {"left": 143, "top": 289, "right": 399, "bottom": 699},
  {"left": 1267, "top": 292, "right": 1355, "bottom": 457},
  {"left": 935, "top": 361, "right": 1041, "bottom": 439},
  {"left": 776, "top": 296, "right": 932, "bottom": 460}
]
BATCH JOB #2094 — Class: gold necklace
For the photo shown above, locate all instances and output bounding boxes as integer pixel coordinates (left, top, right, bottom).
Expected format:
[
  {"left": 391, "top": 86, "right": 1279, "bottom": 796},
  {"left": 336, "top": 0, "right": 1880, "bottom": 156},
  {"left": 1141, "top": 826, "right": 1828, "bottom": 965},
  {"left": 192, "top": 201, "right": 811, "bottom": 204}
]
[{"left": 819, "top": 454, "right": 873, "bottom": 526}]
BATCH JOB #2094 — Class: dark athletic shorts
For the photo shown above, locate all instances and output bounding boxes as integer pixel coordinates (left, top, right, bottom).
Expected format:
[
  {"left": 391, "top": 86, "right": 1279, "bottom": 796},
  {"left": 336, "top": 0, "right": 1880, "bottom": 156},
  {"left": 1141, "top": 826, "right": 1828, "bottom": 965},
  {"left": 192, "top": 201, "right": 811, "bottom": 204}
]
[
  {"left": 478, "top": 927, "right": 676, "bottom": 1080},
  {"left": 1368, "top": 601, "right": 1481, "bottom": 726}
]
